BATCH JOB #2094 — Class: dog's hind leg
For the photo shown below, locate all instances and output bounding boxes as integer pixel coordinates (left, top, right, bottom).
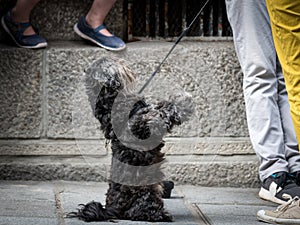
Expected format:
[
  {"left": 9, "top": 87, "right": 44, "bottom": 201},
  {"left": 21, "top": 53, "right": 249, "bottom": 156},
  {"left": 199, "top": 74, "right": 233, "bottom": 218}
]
[{"left": 122, "top": 186, "right": 173, "bottom": 222}]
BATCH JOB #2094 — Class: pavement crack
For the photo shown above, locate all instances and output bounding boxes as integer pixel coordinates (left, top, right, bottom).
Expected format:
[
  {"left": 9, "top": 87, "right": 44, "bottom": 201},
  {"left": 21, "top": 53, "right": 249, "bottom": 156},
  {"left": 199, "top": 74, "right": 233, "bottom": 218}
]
[
  {"left": 194, "top": 204, "right": 212, "bottom": 225},
  {"left": 176, "top": 187, "right": 212, "bottom": 225},
  {"left": 54, "top": 186, "right": 65, "bottom": 225}
]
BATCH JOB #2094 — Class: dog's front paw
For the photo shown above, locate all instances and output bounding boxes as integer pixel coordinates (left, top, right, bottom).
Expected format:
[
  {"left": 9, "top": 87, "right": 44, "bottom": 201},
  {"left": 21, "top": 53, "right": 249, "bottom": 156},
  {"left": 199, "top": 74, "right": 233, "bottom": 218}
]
[{"left": 170, "top": 91, "right": 194, "bottom": 122}]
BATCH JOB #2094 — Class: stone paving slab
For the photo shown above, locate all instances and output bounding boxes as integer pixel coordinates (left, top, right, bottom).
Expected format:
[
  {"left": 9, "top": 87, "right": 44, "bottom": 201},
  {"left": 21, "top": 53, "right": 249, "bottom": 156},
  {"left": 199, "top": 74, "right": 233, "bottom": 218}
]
[
  {"left": 0, "top": 181, "right": 277, "bottom": 225},
  {"left": 0, "top": 181, "right": 56, "bottom": 218},
  {"left": 195, "top": 204, "right": 274, "bottom": 225},
  {"left": 176, "top": 186, "right": 274, "bottom": 205},
  {"left": 177, "top": 186, "right": 277, "bottom": 225},
  {"left": 0, "top": 181, "right": 57, "bottom": 225},
  {"left": 0, "top": 217, "right": 57, "bottom": 225},
  {"left": 59, "top": 181, "right": 204, "bottom": 225}
]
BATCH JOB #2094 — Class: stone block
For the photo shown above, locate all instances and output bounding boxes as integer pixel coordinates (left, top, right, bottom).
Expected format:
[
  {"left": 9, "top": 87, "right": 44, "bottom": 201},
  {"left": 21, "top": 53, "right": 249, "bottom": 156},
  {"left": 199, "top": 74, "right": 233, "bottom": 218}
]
[
  {"left": 0, "top": 155, "right": 259, "bottom": 187},
  {"left": 0, "top": 138, "right": 253, "bottom": 156},
  {"left": 163, "top": 137, "right": 253, "bottom": 155},
  {"left": 123, "top": 41, "right": 247, "bottom": 137},
  {"left": 0, "top": 140, "right": 107, "bottom": 156},
  {"left": 45, "top": 41, "right": 247, "bottom": 139},
  {"left": 0, "top": 155, "right": 110, "bottom": 181},
  {"left": 165, "top": 155, "right": 259, "bottom": 187},
  {"left": 45, "top": 43, "right": 113, "bottom": 139},
  {"left": 0, "top": 46, "right": 43, "bottom": 138}
]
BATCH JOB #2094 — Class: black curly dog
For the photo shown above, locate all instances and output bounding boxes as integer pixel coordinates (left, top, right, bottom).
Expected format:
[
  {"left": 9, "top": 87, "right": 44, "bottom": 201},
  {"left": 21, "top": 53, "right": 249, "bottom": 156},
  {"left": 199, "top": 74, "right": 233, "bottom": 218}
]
[{"left": 68, "top": 57, "right": 193, "bottom": 222}]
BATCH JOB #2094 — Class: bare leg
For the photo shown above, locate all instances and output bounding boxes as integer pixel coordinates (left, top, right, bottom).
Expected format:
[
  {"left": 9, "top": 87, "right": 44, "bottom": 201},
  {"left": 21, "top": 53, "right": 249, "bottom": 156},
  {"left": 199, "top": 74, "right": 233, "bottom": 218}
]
[
  {"left": 11, "top": 0, "right": 39, "bottom": 35},
  {"left": 74, "top": 0, "right": 125, "bottom": 50},
  {"left": 85, "top": 0, "right": 117, "bottom": 36}
]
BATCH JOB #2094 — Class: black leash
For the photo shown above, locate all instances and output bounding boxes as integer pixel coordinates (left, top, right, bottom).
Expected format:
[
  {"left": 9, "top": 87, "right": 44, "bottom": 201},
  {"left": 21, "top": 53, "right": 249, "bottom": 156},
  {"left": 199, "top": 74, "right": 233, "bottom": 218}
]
[{"left": 138, "top": 0, "right": 211, "bottom": 94}]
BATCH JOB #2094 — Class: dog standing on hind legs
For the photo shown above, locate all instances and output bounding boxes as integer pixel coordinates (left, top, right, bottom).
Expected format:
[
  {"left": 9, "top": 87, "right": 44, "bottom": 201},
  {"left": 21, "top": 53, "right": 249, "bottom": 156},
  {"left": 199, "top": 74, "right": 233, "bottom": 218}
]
[{"left": 68, "top": 57, "right": 193, "bottom": 222}]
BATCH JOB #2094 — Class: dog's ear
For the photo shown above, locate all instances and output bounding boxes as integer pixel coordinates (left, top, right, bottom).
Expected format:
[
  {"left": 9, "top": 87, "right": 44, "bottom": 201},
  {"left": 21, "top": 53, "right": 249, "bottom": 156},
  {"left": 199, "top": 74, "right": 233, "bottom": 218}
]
[
  {"left": 86, "top": 57, "right": 137, "bottom": 95},
  {"left": 85, "top": 57, "right": 124, "bottom": 115},
  {"left": 85, "top": 58, "right": 122, "bottom": 89}
]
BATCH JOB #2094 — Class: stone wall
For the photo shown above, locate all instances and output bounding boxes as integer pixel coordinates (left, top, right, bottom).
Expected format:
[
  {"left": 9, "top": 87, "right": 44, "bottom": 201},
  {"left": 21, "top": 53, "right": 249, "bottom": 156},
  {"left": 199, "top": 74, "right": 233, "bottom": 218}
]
[
  {"left": 0, "top": 0, "right": 259, "bottom": 186},
  {"left": 0, "top": 41, "right": 247, "bottom": 140},
  {"left": 0, "top": 40, "right": 259, "bottom": 186}
]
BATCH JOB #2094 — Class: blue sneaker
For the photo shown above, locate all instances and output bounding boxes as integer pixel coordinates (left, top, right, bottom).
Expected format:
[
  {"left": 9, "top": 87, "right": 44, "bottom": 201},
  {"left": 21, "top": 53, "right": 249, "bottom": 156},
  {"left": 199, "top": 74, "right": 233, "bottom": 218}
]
[
  {"left": 74, "top": 16, "right": 126, "bottom": 51},
  {"left": 1, "top": 11, "right": 47, "bottom": 49}
]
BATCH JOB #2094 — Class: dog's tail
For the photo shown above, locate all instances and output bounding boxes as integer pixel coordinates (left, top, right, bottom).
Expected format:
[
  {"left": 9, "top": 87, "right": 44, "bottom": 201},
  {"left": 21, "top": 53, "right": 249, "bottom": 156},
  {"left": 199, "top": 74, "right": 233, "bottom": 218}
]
[{"left": 66, "top": 201, "right": 118, "bottom": 222}]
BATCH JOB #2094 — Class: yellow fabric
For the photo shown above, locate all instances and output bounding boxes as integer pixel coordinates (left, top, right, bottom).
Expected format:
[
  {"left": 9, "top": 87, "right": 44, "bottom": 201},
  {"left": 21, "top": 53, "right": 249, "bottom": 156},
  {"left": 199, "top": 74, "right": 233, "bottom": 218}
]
[{"left": 266, "top": 0, "right": 300, "bottom": 146}]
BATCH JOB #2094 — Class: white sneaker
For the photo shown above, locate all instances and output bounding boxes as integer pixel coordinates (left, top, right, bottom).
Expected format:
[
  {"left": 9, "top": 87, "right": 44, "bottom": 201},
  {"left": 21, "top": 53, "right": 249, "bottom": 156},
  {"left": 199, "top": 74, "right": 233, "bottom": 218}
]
[{"left": 257, "top": 194, "right": 300, "bottom": 224}]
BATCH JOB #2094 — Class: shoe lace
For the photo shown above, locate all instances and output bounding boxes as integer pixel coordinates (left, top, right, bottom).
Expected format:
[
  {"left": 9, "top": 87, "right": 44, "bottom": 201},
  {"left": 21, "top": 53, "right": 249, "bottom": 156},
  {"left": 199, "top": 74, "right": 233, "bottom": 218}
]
[{"left": 276, "top": 194, "right": 299, "bottom": 212}]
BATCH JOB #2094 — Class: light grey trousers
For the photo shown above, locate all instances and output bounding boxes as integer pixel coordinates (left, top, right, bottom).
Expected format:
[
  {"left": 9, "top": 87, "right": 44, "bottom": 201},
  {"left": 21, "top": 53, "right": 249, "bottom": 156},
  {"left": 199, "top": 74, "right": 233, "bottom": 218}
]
[{"left": 225, "top": 0, "right": 300, "bottom": 181}]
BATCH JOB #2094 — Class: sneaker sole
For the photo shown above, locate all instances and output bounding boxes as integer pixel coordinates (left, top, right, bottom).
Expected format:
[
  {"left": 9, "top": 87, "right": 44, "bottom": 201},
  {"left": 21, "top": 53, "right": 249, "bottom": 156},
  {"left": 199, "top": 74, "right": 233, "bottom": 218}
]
[
  {"left": 1, "top": 16, "right": 47, "bottom": 49},
  {"left": 259, "top": 187, "right": 286, "bottom": 204},
  {"left": 74, "top": 23, "right": 126, "bottom": 52},
  {"left": 257, "top": 210, "right": 300, "bottom": 224}
]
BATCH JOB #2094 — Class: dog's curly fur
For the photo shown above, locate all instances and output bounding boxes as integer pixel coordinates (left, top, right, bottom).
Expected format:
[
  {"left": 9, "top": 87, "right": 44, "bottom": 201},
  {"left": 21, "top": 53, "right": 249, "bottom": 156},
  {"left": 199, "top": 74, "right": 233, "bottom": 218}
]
[{"left": 69, "top": 57, "right": 193, "bottom": 222}]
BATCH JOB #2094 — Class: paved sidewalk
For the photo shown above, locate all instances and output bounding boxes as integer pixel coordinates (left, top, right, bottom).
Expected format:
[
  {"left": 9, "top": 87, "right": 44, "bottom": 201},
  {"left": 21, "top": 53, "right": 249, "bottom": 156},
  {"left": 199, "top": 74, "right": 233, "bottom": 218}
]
[{"left": 0, "top": 181, "right": 277, "bottom": 225}]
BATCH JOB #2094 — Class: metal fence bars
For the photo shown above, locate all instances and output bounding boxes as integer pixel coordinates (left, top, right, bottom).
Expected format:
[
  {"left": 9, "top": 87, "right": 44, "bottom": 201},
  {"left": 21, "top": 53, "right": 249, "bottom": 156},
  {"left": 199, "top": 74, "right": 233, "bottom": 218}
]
[{"left": 126, "top": 0, "right": 232, "bottom": 40}]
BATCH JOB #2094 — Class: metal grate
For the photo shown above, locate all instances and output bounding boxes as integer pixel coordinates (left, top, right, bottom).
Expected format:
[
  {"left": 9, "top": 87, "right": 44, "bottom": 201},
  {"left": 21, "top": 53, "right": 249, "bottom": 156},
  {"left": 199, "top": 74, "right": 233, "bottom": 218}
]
[{"left": 126, "top": 0, "right": 232, "bottom": 40}]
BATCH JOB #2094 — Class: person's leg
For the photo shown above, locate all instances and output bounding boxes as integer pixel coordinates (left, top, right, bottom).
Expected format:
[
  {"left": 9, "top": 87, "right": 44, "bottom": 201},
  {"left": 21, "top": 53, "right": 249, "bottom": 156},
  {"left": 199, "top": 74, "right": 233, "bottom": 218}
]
[
  {"left": 278, "top": 72, "right": 300, "bottom": 173},
  {"left": 226, "top": 0, "right": 289, "bottom": 181},
  {"left": 226, "top": 0, "right": 300, "bottom": 204},
  {"left": 266, "top": 0, "right": 300, "bottom": 145},
  {"left": 276, "top": 61, "right": 300, "bottom": 174},
  {"left": 11, "top": 0, "right": 39, "bottom": 35},
  {"left": 85, "top": 0, "right": 116, "bottom": 36},
  {"left": 1, "top": 0, "right": 47, "bottom": 48},
  {"left": 74, "top": 0, "right": 125, "bottom": 51}
]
